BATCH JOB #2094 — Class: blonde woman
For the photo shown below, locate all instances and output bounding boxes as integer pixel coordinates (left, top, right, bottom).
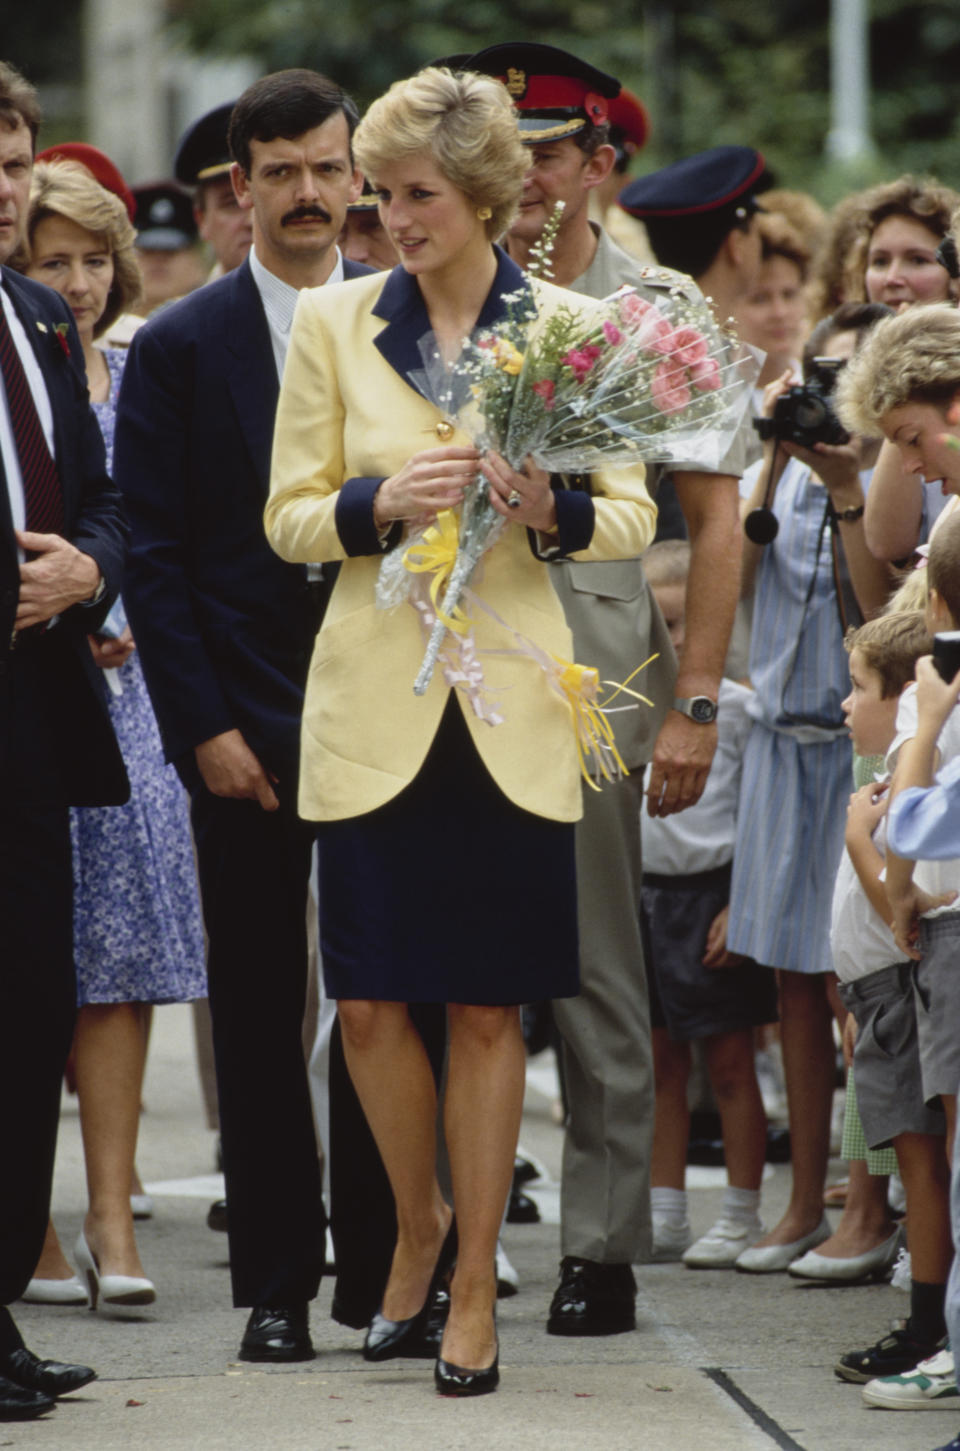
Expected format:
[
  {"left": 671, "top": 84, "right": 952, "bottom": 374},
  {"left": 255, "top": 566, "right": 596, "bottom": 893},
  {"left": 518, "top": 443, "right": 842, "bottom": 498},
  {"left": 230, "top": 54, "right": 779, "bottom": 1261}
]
[{"left": 266, "top": 67, "right": 655, "bottom": 1395}]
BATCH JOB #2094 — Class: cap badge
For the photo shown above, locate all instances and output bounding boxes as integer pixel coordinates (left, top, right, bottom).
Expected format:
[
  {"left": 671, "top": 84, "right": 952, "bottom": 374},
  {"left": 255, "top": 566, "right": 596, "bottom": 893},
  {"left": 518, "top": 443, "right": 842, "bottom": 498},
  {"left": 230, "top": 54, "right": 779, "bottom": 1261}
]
[{"left": 506, "top": 68, "right": 527, "bottom": 99}]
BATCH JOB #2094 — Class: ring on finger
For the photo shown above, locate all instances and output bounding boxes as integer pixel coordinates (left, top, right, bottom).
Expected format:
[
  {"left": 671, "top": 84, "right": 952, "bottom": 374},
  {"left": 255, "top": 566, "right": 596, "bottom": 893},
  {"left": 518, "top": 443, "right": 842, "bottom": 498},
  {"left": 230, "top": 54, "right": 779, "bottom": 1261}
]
[{"left": 507, "top": 489, "right": 523, "bottom": 509}]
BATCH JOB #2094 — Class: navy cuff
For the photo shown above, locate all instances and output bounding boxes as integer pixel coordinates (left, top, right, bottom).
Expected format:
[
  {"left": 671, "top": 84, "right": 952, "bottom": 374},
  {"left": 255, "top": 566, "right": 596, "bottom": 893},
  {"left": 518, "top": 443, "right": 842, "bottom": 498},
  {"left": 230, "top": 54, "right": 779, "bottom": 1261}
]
[
  {"left": 530, "top": 488, "right": 595, "bottom": 559},
  {"left": 335, "top": 477, "right": 402, "bottom": 556}
]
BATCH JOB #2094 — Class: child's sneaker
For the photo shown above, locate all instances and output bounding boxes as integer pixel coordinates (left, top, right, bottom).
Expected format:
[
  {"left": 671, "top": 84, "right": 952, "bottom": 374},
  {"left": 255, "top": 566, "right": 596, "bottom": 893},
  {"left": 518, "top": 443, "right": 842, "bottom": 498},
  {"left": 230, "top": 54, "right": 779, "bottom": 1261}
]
[
  {"left": 862, "top": 1347, "right": 956, "bottom": 1409},
  {"left": 682, "top": 1215, "right": 764, "bottom": 1268},
  {"left": 650, "top": 1215, "right": 692, "bottom": 1262},
  {"left": 835, "top": 1321, "right": 943, "bottom": 1383}
]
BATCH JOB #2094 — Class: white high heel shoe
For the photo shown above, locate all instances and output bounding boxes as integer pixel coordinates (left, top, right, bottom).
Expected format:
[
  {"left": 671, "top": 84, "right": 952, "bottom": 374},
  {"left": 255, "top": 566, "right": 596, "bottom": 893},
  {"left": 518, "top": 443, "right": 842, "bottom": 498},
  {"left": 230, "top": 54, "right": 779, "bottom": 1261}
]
[
  {"left": 74, "top": 1231, "right": 156, "bottom": 1310},
  {"left": 21, "top": 1274, "right": 89, "bottom": 1306}
]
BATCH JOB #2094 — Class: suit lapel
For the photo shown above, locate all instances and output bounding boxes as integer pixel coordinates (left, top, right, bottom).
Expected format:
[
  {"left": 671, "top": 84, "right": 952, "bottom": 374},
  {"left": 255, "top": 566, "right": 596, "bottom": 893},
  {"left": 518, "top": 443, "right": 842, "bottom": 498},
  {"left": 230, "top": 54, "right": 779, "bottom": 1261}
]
[
  {"left": 371, "top": 246, "right": 530, "bottom": 399},
  {"left": 222, "top": 262, "right": 278, "bottom": 487}
]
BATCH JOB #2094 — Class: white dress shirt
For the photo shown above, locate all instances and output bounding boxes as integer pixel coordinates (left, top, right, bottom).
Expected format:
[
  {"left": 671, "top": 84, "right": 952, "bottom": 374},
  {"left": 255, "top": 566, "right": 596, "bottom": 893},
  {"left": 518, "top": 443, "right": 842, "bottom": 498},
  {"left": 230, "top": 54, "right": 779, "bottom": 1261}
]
[{"left": 248, "top": 243, "right": 344, "bottom": 382}]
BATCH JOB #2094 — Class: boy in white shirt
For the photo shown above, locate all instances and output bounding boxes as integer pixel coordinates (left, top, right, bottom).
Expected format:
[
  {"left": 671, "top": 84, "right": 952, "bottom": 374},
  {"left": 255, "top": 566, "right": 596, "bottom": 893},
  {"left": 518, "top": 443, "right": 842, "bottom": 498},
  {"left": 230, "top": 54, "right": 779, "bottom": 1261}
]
[{"left": 828, "top": 611, "right": 953, "bottom": 1405}]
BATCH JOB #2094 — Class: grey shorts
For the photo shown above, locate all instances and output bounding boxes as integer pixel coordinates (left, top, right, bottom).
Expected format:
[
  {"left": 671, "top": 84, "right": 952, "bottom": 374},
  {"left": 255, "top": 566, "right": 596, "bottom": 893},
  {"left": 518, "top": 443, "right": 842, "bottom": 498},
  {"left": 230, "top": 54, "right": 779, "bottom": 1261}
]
[
  {"left": 640, "top": 864, "right": 779, "bottom": 1042},
  {"left": 915, "top": 914, "right": 960, "bottom": 1105},
  {"left": 838, "top": 963, "right": 945, "bottom": 1149}
]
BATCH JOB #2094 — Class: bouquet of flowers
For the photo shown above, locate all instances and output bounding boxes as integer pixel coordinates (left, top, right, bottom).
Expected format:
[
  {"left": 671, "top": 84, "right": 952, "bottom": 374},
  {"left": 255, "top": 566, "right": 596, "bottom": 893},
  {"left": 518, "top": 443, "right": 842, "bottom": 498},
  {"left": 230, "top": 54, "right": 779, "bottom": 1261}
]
[{"left": 378, "top": 270, "right": 757, "bottom": 698}]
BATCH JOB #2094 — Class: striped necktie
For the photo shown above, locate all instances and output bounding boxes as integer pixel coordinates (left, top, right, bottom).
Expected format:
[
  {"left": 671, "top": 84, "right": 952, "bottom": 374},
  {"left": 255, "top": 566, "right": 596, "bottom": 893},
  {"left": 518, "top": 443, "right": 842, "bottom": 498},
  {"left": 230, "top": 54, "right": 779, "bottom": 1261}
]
[{"left": 0, "top": 296, "right": 64, "bottom": 536}]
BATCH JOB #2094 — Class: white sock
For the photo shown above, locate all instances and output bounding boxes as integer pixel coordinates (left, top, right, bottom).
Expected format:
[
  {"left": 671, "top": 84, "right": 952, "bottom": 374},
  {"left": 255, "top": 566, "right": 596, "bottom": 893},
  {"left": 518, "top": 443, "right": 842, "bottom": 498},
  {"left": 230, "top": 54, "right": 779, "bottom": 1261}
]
[
  {"left": 651, "top": 1187, "right": 688, "bottom": 1223},
  {"left": 723, "top": 1185, "right": 761, "bottom": 1224}
]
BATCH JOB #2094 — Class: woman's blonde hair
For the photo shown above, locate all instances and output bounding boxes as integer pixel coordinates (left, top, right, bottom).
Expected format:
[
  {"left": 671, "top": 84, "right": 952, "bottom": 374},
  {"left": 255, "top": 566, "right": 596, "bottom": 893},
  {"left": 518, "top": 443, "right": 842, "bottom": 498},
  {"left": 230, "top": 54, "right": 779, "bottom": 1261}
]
[
  {"left": 15, "top": 159, "right": 142, "bottom": 336},
  {"left": 353, "top": 67, "right": 527, "bottom": 241},
  {"left": 841, "top": 174, "right": 960, "bottom": 304},
  {"left": 836, "top": 303, "right": 960, "bottom": 436}
]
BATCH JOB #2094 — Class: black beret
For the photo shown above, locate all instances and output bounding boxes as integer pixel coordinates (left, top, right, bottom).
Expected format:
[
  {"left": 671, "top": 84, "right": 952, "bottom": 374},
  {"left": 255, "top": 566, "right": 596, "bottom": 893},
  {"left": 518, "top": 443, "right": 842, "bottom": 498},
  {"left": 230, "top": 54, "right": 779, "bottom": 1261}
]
[{"left": 132, "top": 182, "right": 198, "bottom": 250}]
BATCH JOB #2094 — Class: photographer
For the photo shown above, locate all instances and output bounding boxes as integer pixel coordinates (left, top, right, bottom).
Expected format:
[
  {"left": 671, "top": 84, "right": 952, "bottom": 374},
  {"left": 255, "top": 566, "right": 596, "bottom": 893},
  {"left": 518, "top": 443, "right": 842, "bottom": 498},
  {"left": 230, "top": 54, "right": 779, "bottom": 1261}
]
[
  {"left": 741, "top": 302, "right": 893, "bottom": 618},
  {"left": 725, "top": 302, "right": 896, "bottom": 1276}
]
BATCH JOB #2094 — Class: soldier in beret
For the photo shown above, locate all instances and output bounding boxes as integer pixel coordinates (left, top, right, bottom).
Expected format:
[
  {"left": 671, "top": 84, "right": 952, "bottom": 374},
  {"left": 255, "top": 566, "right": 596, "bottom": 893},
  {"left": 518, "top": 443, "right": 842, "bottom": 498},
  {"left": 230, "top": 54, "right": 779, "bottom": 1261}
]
[
  {"left": 130, "top": 180, "right": 206, "bottom": 315},
  {"left": 466, "top": 41, "right": 746, "bottom": 1337}
]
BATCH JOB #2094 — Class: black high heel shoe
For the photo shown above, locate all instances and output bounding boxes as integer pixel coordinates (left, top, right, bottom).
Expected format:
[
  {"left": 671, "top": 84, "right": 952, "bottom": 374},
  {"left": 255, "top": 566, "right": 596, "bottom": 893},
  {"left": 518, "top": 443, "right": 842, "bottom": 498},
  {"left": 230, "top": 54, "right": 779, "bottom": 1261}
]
[
  {"left": 434, "top": 1340, "right": 500, "bottom": 1397},
  {"left": 363, "top": 1218, "right": 457, "bottom": 1362}
]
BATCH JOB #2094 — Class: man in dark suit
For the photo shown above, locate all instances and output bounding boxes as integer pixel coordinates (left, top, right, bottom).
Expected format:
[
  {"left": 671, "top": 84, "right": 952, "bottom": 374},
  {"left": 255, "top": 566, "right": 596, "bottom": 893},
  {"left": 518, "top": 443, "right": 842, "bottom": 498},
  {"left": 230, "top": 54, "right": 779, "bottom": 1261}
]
[
  {"left": 114, "top": 69, "right": 375, "bottom": 1364},
  {"left": 0, "top": 61, "right": 128, "bottom": 1420}
]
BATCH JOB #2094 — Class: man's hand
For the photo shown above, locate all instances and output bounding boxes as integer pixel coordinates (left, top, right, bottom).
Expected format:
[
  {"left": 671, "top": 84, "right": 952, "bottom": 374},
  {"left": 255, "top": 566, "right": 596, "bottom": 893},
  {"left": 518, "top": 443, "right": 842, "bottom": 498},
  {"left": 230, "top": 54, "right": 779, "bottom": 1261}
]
[
  {"left": 15, "top": 530, "right": 101, "bottom": 628},
  {"left": 195, "top": 729, "right": 279, "bottom": 811},
  {"left": 646, "top": 711, "right": 717, "bottom": 817},
  {"left": 88, "top": 625, "right": 136, "bottom": 670}
]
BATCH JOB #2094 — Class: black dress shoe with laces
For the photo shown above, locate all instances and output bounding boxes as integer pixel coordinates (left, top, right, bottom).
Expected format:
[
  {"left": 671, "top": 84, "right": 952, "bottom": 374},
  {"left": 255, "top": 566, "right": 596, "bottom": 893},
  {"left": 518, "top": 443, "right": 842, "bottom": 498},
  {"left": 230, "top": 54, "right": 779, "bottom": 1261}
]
[
  {"left": 547, "top": 1257, "right": 636, "bottom": 1336},
  {"left": 0, "top": 1374, "right": 54, "bottom": 1422},
  {"left": 239, "top": 1304, "right": 314, "bottom": 1362},
  {"left": 1, "top": 1347, "right": 96, "bottom": 1397}
]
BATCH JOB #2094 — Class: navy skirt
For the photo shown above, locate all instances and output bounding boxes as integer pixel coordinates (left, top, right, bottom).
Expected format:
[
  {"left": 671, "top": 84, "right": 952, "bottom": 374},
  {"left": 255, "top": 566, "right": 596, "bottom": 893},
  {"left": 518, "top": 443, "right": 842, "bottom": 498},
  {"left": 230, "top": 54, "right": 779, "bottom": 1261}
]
[{"left": 317, "top": 699, "right": 580, "bottom": 1005}]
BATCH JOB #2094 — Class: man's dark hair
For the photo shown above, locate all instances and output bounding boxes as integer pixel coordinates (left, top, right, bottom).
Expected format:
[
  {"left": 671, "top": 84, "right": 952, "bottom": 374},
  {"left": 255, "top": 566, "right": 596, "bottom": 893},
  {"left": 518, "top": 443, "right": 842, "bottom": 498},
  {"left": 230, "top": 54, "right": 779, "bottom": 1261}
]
[
  {"left": 0, "top": 60, "right": 41, "bottom": 147},
  {"left": 228, "top": 69, "right": 359, "bottom": 175},
  {"left": 645, "top": 208, "right": 754, "bottom": 283},
  {"left": 572, "top": 120, "right": 611, "bottom": 162},
  {"left": 802, "top": 301, "right": 893, "bottom": 376}
]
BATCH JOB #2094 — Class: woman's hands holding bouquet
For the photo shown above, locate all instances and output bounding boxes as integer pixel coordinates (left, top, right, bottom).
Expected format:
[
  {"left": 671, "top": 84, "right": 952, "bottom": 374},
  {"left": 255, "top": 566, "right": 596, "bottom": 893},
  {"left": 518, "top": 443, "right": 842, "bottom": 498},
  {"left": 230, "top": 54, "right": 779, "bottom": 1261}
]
[
  {"left": 374, "top": 445, "right": 481, "bottom": 527},
  {"left": 482, "top": 451, "right": 557, "bottom": 534}
]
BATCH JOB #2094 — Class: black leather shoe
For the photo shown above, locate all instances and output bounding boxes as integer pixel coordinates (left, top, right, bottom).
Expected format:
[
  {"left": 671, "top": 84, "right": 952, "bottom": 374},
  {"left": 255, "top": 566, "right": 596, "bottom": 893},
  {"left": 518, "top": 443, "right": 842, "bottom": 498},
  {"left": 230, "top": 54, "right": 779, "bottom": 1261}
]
[
  {"left": 239, "top": 1304, "right": 314, "bottom": 1362},
  {"left": 0, "top": 1374, "right": 55, "bottom": 1421},
  {"left": 207, "top": 1199, "right": 228, "bottom": 1233},
  {"left": 363, "top": 1219, "right": 457, "bottom": 1362},
  {"left": 434, "top": 1344, "right": 499, "bottom": 1397},
  {"left": 546, "top": 1257, "right": 636, "bottom": 1336},
  {"left": 506, "top": 1186, "right": 540, "bottom": 1224},
  {"left": 1, "top": 1347, "right": 96, "bottom": 1397}
]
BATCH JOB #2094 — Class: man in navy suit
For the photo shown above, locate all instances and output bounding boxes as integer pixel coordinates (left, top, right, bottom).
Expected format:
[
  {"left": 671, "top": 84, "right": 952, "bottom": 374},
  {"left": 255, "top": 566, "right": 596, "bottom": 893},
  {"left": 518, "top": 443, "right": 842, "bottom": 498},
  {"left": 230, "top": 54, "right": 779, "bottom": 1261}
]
[
  {"left": 0, "top": 61, "right": 128, "bottom": 1420},
  {"left": 114, "top": 69, "right": 370, "bottom": 1363}
]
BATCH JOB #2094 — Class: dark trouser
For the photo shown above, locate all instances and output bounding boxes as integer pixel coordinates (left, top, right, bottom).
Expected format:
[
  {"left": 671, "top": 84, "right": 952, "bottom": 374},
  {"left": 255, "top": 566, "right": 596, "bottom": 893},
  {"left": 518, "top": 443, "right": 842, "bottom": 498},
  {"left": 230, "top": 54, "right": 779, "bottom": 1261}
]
[
  {"left": 0, "top": 647, "right": 77, "bottom": 1308},
  {"left": 191, "top": 786, "right": 324, "bottom": 1308},
  {"left": 329, "top": 1004, "right": 448, "bottom": 1325}
]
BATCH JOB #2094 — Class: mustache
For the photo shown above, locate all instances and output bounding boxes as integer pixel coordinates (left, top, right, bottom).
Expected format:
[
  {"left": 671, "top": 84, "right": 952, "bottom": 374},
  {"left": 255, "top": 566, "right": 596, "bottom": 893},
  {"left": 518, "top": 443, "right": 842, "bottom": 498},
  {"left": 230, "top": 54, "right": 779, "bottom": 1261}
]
[{"left": 282, "top": 205, "right": 332, "bottom": 227}]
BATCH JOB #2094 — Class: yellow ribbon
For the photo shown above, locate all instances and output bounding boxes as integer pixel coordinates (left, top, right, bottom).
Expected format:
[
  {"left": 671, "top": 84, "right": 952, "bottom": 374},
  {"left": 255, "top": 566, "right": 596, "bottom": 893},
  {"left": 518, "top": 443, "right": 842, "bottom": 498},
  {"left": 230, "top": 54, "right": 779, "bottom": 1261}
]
[
  {"left": 402, "top": 511, "right": 471, "bottom": 635},
  {"left": 551, "top": 657, "right": 629, "bottom": 790}
]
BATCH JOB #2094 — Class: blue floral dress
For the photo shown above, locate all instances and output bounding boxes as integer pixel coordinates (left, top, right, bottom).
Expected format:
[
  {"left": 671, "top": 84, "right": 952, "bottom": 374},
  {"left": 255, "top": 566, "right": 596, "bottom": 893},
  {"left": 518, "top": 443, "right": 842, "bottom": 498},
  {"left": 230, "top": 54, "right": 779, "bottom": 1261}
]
[{"left": 70, "top": 348, "right": 206, "bottom": 1005}]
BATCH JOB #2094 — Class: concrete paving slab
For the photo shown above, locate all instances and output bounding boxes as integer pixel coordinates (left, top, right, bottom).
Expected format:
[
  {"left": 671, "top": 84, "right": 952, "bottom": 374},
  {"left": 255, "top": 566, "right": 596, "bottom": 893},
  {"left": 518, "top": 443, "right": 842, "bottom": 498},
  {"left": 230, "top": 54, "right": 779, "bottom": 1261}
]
[{"left": 0, "top": 1362, "right": 774, "bottom": 1451}]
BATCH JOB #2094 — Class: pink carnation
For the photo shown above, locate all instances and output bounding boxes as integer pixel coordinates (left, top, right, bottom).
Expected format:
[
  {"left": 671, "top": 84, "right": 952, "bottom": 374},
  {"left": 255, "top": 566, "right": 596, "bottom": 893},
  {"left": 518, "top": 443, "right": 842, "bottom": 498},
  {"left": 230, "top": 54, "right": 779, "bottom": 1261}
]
[
  {"left": 602, "top": 319, "right": 624, "bottom": 346},
  {"left": 618, "top": 290, "right": 654, "bottom": 326},
  {"left": 669, "top": 325, "right": 709, "bottom": 366},
  {"left": 690, "top": 356, "right": 722, "bottom": 392},
  {"left": 650, "top": 360, "right": 692, "bottom": 415},
  {"left": 634, "top": 309, "right": 676, "bottom": 356},
  {"left": 562, "top": 343, "right": 603, "bottom": 382},
  {"left": 532, "top": 378, "right": 556, "bottom": 411}
]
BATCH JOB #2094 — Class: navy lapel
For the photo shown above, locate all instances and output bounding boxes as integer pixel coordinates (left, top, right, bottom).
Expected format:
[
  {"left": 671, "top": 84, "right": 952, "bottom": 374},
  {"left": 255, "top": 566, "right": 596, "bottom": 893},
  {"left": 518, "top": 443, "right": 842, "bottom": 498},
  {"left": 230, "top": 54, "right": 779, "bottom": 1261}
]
[
  {"left": 371, "top": 245, "right": 531, "bottom": 398},
  {"left": 222, "top": 261, "right": 278, "bottom": 487}
]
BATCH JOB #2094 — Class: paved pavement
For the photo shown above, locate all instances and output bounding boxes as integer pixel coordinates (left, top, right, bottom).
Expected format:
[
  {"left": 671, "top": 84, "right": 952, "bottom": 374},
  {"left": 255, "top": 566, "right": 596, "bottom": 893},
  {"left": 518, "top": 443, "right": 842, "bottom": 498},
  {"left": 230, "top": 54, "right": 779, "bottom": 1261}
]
[{"left": 8, "top": 1005, "right": 956, "bottom": 1451}]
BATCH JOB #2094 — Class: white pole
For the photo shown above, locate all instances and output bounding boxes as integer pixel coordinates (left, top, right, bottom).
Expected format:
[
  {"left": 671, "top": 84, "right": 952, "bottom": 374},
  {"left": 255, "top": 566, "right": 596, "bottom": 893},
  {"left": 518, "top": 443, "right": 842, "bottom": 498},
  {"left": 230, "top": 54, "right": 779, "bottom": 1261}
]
[{"left": 826, "top": 0, "right": 875, "bottom": 162}]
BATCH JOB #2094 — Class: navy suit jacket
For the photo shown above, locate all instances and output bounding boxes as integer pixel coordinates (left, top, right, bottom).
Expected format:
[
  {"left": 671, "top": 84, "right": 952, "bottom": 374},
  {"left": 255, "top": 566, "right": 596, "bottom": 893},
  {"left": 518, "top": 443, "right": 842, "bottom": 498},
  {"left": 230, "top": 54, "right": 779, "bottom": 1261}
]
[
  {"left": 0, "top": 268, "right": 128, "bottom": 806},
  {"left": 114, "top": 256, "right": 371, "bottom": 797}
]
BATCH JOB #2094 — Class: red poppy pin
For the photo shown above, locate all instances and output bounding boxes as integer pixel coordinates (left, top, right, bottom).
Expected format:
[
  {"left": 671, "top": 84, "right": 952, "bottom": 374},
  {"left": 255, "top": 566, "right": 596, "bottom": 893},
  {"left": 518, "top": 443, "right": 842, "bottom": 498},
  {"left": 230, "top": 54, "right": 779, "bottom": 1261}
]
[{"left": 53, "top": 322, "right": 71, "bottom": 358}]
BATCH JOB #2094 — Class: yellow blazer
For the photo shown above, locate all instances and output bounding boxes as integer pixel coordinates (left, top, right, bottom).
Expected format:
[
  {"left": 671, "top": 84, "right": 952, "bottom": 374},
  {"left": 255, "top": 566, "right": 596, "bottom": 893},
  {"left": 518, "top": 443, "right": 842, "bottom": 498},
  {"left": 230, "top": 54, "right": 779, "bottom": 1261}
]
[{"left": 265, "top": 249, "right": 656, "bottom": 824}]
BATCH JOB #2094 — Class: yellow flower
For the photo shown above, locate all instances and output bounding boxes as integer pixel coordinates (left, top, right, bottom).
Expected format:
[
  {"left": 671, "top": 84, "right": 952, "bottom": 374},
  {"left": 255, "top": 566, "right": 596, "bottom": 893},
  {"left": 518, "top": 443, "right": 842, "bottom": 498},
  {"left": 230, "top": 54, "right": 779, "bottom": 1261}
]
[{"left": 493, "top": 338, "right": 524, "bottom": 374}]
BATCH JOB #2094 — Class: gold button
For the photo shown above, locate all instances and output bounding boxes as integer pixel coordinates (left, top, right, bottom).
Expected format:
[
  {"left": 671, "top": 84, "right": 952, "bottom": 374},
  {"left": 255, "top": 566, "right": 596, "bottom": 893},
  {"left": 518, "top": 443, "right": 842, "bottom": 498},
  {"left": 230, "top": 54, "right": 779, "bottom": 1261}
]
[{"left": 435, "top": 419, "right": 454, "bottom": 441}]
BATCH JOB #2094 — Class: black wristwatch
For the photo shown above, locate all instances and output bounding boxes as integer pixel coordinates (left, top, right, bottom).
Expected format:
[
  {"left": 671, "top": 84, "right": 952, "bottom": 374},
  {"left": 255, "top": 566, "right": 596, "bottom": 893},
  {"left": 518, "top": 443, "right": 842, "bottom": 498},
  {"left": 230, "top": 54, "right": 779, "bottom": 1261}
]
[{"left": 672, "top": 695, "right": 718, "bottom": 724}]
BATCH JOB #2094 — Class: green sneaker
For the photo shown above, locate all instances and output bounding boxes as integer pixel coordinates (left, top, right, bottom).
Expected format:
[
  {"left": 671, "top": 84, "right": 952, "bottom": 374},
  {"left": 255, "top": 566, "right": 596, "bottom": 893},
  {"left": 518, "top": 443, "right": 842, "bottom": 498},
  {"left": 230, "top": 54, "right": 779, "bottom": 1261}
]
[{"left": 862, "top": 1348, "right": 957, "bottom": 1410}]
